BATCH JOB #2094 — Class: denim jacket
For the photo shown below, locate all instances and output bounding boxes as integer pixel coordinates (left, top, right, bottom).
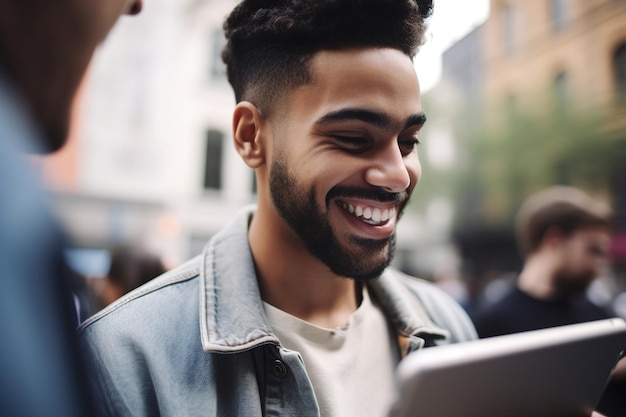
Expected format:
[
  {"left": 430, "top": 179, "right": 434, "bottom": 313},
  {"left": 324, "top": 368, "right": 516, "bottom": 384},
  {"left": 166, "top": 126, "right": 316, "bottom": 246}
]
[{"left": 78, "top": 206, "right": 477, "bottom": 417}]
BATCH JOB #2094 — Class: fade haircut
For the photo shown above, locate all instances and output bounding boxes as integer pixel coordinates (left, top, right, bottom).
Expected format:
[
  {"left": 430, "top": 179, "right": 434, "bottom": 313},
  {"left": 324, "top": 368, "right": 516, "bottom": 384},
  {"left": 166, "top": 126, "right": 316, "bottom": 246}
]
[
  {"left": 222, "top": 0, "right": 433, "bottom": 118},
  {"left": 516, "top": 186, "right": 613, "bottom": 256}
]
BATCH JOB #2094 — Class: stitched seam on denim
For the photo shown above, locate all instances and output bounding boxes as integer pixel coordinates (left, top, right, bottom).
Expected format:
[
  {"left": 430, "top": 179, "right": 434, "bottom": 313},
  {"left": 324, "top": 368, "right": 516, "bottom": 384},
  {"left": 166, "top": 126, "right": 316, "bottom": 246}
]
[
  {"left": 199, "top": 237, "right": 213, "bottom": 348},
  {"left": 200, "top": 232, "right": 245, "bottom": 349},
  {"left": 76, "top": 266, "right": 200, "bottom": 333}
]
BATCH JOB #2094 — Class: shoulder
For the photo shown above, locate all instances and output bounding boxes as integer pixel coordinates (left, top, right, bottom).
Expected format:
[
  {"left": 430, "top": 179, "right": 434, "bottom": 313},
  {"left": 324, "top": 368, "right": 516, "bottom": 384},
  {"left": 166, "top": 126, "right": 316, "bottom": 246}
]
[
  {"left": 574, "top": 295, "right": 616, "bottom": 320},
  {"left": 474, "top": 284, "right": 521, "bottom": 315},
  {"left": 471, "top": 286, "right": 536, "bottom": 337},
  {"left": 77, "top": 255, "right": 203, "bottom": 339}
]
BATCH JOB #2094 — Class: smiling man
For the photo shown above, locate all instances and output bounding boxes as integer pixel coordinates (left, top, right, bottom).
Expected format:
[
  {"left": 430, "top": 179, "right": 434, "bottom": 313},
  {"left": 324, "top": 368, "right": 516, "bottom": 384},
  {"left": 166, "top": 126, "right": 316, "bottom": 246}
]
[{"left": 78, "top": 1, "right": 477, "bottom": 416}]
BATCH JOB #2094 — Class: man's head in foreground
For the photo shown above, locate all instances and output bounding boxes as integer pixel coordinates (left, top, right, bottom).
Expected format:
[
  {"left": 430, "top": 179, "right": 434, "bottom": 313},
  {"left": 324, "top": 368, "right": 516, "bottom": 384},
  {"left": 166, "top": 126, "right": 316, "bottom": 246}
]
[
  {"left": 222, "top": 0, "right": 433, "bottom": 281},
  {"left": 0, "top": 0, "right": 143, "bottom": 152}
]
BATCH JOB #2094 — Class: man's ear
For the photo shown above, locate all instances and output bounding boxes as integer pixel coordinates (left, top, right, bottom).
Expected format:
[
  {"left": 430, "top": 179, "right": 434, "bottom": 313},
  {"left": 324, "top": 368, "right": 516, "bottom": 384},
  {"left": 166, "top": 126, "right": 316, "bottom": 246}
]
[{"left": 233, "top": 101, "right": 267, "bottom": 169}]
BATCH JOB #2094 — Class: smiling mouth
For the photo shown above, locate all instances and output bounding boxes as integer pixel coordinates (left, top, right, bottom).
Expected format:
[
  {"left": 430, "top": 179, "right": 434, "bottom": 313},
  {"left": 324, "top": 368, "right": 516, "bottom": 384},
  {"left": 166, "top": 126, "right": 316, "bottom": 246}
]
[{"left": 337, "top": 201, "right": 397, "bottom": 226}]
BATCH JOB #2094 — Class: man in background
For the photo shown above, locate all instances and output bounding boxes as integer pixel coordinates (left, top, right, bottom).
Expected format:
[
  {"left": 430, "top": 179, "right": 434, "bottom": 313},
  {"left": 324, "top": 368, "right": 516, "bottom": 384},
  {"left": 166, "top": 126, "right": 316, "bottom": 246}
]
[
  {"left": 0, "top": 0, "right": 142, "bottom": 415},
  {"left": 472, "top": 185, "right": 625, "bottom": 416}
]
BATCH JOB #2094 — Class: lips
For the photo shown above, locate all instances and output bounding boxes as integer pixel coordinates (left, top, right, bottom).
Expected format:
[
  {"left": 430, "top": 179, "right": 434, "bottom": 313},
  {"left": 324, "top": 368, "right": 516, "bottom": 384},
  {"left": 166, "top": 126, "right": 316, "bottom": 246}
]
[{"left": 336, "top": 201, "right": 396, "bottom": 226}]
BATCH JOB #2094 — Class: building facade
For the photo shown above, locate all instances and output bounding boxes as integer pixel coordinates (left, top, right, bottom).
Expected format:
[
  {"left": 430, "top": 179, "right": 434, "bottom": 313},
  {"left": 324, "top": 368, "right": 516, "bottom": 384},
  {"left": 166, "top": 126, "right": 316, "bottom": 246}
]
[
  {"left": 483, "top": 0, "right": 626, "bottom": 225},
  {"left": 484, "top": 0, "right": 626, "bottom": 127}
]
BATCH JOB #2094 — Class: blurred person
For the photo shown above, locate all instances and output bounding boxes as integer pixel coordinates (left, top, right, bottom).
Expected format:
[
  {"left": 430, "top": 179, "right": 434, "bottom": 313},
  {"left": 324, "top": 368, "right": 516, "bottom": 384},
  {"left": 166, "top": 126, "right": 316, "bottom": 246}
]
[
  {"left": 77, "top": 1, "right": 480, "bottom": 416},
  {"left": 472, "top": 185, "right": 626, "bottom": 416},
  {"left": 89, "top": 245, "right": 166, "bottom": 312},
  {"left": 68, "top": 261, "right": 101, "bottom": 323},
  {"left": 0, "top": 0, "right": 142, "bottom": 415}
]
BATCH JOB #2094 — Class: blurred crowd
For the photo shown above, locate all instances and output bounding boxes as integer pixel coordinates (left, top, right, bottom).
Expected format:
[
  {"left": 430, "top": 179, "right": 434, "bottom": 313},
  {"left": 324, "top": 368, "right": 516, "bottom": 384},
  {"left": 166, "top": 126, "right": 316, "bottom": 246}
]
[{"left": 72, "top": 245, "right": 166, "bottom": 321}]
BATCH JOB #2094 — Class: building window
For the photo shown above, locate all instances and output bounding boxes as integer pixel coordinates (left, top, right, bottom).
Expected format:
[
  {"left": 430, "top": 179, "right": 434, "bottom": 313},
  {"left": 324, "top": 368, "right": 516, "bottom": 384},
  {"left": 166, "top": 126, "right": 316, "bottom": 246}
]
[
  {"left": 209, "top": 29, "right": 226, "bottom": 79},
  {"left": 203, "top": 129, "right": 223, "bottom": 190},
  {"left": 615, "top": 43, "right": 626, "bottom": 104},
  {"left": 553, "top": 71, "right": 569, "bottom": 111},
  {"left": 550, "top": 0, "right": 569, "bottom": 32},
  {"left": 502, "top": 4, "right": 517, "bottom": 55}
]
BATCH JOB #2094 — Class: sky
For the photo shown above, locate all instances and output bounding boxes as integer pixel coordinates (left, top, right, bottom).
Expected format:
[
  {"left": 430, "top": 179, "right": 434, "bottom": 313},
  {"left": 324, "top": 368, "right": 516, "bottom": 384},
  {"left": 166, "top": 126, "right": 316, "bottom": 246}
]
[{"left": 415, "top": 0, "right": 491, "bottom": 92}]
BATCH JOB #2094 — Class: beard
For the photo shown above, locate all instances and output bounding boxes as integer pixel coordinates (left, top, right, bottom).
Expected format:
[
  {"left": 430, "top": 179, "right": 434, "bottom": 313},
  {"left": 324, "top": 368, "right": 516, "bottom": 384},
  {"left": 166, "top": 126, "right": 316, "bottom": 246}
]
[
  {"left": 552, "top": 268, "right": 596, "bottom": 297},
  {"left": 269, "top": 156, "right": 409, "bottom": 281}
]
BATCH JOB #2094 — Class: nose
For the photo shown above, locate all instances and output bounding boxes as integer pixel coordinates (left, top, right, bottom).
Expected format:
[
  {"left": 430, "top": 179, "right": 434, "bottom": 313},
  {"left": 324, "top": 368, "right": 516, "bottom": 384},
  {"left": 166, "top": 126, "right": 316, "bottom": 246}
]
[{"left": 364, "top": 144, "right": 412, "bottom": 193}]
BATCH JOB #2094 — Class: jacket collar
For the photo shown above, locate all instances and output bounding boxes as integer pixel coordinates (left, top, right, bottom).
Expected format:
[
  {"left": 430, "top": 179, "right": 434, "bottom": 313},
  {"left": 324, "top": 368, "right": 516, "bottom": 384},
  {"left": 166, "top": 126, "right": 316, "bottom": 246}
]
[
  {"left": 199, "top": 206, "right": 448, "bottom": 353},
  {"left": 199, "top": 206, "right": 279, "bottom": 353},
  {"left": 369, "top": 271, "right": 450, "bottom": 356},
  {"left": 370, "top": 271, "right": 449, "bottom": 340}
]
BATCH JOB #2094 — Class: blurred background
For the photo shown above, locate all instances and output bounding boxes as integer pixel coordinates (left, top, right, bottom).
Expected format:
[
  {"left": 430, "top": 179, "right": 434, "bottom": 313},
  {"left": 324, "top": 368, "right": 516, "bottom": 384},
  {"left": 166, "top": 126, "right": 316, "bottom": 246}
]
[{"left": 38, "top": 0, "right": 626, "bottom": 317}]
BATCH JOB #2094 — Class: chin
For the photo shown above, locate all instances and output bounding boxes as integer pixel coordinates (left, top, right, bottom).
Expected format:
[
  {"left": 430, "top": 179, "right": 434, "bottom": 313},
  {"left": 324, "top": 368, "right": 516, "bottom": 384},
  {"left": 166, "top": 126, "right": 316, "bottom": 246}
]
[
  {"left": 350, "top": 267, "right": 388, "bottom": 282},
  {"left": 335, "top": 245, "right": 394, "bottom": 281}
]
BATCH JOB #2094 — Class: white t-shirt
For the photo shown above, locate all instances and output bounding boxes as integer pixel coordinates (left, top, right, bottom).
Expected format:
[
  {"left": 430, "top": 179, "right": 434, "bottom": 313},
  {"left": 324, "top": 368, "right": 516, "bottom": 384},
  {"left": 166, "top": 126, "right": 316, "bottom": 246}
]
[{"left": 263, "top": 289, "right": 400, "bottom": 417}]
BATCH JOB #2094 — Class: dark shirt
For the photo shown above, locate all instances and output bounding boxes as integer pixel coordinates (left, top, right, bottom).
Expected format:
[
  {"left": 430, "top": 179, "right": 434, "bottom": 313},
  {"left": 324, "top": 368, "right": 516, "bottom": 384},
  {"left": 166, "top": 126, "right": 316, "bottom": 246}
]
[{"left": 472, "top": 286, "right": 613, "bottom": 338}]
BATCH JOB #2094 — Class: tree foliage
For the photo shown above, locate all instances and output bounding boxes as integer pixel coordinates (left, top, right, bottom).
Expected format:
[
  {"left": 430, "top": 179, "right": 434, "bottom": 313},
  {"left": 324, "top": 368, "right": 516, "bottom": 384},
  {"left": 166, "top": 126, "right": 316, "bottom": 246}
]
[{"left": 414, "top": 92, "right": 623, "bottom": 230}]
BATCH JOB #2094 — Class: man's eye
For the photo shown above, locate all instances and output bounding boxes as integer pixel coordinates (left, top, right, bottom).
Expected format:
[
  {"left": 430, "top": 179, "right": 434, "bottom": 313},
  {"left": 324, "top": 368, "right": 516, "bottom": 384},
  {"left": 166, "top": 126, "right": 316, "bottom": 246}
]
[
  {"left": 399, "top": 138, "right": 419, "bottom": 155},
  {"left": 333, "top": 136, "right": 368, "bottom": 149}
]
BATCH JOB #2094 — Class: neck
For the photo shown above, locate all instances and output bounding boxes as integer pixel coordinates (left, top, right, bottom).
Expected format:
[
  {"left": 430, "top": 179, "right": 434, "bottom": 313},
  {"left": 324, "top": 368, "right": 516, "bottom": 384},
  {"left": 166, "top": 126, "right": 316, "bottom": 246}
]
[
  {"left": 248, "top": 205, "right": 360, "bottom": 328},
  {"left": 517, "top": 253, "right": 561, "bottom": 300}
]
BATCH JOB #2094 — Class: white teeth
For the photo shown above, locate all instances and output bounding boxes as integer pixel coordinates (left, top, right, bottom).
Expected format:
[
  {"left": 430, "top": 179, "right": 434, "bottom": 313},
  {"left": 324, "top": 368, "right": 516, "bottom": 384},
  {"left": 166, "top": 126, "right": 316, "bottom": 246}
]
[
  {"left": 372, "top": 208, "right": 381, "bottom": 222},
  {"left": 337, "top": 201, "right": 396, "bottom": 226}
]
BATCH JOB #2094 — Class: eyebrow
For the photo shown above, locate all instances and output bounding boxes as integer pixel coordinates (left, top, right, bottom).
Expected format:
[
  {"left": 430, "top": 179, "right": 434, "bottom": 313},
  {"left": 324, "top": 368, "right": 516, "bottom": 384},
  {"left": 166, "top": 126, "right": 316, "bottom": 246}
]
[
  {"left": 404, "top": 112, "right": 428, "bottom": 130},
  {"left": 315, "top": 108, "right": 427, "bottom": 131}
]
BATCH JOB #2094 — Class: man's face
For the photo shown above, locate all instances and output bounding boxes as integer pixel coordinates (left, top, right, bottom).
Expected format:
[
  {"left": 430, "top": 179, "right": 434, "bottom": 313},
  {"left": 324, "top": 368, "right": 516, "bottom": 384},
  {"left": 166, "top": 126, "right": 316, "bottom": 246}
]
[
  {"left": 0, "top": 0, "right": 141, "bottom": 152},
  {"left": 267, "top": 48, "right": 424, "bottom": 280},
  {"left": 554, "top": 227, "right": 611, "bottom": 294}
]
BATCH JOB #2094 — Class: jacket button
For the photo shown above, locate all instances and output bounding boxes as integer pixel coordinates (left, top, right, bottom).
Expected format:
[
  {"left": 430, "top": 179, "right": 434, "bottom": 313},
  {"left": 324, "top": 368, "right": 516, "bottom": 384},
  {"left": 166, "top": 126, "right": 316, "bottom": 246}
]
[{"left": 272, "top": 360, "right": 287, "bottom": 377}]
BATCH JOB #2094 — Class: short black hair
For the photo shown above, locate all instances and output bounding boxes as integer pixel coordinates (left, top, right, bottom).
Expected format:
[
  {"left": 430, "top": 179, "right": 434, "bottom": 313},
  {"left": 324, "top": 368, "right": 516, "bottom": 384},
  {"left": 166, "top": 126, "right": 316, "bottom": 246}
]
[{"left": 222, "top": 0, "right": 433, "bottom": 117}]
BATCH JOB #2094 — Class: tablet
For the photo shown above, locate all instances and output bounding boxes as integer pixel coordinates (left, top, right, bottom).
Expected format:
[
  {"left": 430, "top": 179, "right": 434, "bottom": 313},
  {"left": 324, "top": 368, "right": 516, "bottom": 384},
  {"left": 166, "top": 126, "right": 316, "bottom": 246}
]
[{"left": 390, "top": 318, "right": 626, "bottom": 417}]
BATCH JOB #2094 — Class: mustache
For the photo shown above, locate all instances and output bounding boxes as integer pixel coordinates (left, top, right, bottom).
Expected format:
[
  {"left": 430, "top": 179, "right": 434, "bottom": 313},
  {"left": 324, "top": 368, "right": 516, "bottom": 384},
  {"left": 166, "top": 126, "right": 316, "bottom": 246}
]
[{"left": 326, "top": 185, "right": 410, "bottom": 207}]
